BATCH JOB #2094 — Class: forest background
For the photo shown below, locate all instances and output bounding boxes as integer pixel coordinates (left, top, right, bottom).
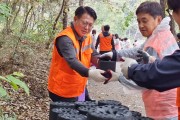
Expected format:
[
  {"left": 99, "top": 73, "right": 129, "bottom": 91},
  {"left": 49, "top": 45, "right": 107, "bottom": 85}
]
[{"left": 0, "top": 0, "right": 179, "bottom": 119}]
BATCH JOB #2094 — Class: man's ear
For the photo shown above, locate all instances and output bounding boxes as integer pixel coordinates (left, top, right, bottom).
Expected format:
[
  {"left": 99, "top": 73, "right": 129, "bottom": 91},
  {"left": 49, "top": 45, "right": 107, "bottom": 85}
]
[
  {"left": 74, "top": 16, "right": 78, "bottom": 22},
  {"left": 157, "top": 16, "right": 163, "bottom": 24}
]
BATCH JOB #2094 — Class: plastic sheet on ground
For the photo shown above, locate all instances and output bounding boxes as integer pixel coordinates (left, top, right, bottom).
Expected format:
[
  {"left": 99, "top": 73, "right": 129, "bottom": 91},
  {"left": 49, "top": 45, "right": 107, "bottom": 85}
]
[{"left": 118, "top": 75, "right": 147, "bottom": 94}]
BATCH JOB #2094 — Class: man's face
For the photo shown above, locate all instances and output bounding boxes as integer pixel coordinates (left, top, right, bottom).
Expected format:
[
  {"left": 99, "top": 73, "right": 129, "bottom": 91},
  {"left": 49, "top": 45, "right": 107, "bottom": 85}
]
[
  {"left": 74, "top": 13, "right": 94, "bottom": 37},
  {"left": 137, "top": 13, "right": 162, "bottom": 37},
  {"left": 172, "top": 10, "right": 180, "bottom": 30}
]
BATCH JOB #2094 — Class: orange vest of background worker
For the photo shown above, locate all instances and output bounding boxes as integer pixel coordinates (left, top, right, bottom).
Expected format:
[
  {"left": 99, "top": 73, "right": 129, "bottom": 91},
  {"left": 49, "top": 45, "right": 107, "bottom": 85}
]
[
  {"left": 48, "top": 26, "right": 92, "bottom": 98},
  {"left": 99, "top": 33, "right": 113, "bottom": 51},
  {"left": 95, "top": 25, "right": 114, "bottom": 54}
]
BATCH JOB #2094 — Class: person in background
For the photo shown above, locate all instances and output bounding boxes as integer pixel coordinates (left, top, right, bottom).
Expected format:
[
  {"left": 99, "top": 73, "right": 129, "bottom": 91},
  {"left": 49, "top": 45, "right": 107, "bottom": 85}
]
[
  {"left": 123, "top": 38, "right": 133, "bottom": 49},
  {"left": 91, "top": 29, "right": 97, "bottom": 48},
  {"left": 119, "top": 38, "right": 124, "bottom": 49},
  {"left": 95, "top": 25, "right": 104, "bottom": 52},
  {"left": 100, "top": 1, "right": 179, "bottom": 119},
  {"left": 101, "top": 25, "right": 104, "bottom": 33},
  {"left": 133, "top": 40, "right": 138, "bottom": 47},
  {"left": 95, "top": 25, "right": 115, "bottom": 54},
  {"left": 48, "top": 6, "right": 107, "bottom": 102},
  {"left": 114, "top": 34, "right": 121, "bottom": 50}
]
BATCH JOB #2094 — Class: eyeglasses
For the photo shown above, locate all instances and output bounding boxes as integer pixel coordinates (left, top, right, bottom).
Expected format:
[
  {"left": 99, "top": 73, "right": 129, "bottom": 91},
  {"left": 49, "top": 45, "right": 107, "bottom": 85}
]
[
  {"left": 79, "top": 19, "right": 94, "bottom": 29},
  {"left": 166, "top": 8, "right": 173, "bottom": 16}
]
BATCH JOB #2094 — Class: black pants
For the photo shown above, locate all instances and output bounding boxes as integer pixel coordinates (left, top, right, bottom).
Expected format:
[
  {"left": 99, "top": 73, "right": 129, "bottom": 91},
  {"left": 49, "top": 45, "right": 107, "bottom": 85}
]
[
  {"left": 85, "top": 87, "right": 92, "bottom": 101},
  {"left": 49, "top": 91, "right": 78, "bottom": 102},
  {"left": 100, "top": 51, "right": 111, "bottom": 54}
]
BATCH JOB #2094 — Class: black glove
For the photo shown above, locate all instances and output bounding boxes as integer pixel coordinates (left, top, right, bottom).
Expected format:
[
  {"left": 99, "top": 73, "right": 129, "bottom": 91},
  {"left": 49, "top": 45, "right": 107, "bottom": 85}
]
[
  {"left": 99, "top": 56, "right": 112, "bottom": 61},
  {"left": 99, "top": 52, "right": 113, "bottom": 61},
  {"left": 136, "top": 50, "right": 150, "bottom": 64},
  {"left": 101, "top": 70, "right": 112, "bottom": 84}
]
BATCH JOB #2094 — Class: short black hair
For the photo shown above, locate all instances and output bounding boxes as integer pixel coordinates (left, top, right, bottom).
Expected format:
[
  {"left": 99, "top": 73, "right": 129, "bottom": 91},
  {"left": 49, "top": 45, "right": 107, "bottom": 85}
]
[
  {"left": 75, "top": 6, "right": 97, "bottom": 20},
  {"left": 115, "top": 34, "right": 119, "bottom": 39},
  {"left": 136, "top": 1, "right": 163, "bottom": 19},
  {"left": 167, "top": 0, "right": 180, "bottom": 12},
  {"left": 92, "top": 29, "right": 96, "bottom": 34},
  {"left": 177, "top": 33, "right": 180, "bottom": 39},
  {"left": 104, "top": 25, "right": 110, "bottom": 31},
  {"left": 124, "top": 38, "right": 128, "bottom": 40}
]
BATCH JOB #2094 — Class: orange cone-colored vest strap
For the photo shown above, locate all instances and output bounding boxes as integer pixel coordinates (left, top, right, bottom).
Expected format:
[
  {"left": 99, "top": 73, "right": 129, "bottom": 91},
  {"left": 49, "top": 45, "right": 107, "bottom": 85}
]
[
  {"left": 48, "top": 26, "right": 93, "bottom": 98},
  {"left": 99, "top": 33, "right": 113, "bottom": 51}
]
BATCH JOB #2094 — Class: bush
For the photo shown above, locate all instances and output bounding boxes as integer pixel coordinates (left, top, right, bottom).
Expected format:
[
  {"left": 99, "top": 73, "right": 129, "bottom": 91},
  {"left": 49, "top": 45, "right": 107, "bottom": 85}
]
[{"left": 0, "top": 72, "right": 29, "bottom": 98}]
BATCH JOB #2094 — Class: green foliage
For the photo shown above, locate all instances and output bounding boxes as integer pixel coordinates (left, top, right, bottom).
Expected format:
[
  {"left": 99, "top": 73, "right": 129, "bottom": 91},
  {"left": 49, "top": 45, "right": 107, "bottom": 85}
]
[
  {"left": 0, "top": 72, "right": 29, "bottom": 98},
  {"left": 82, "top": 0, "right": 147, "bottom": 37},
  {"left": 36, "top": 19, "right": 57, "bottom": 41},
  {"left": 0, "top": 0, "right": 173, "bottom": 44},
  {"left": 12, "top": 18, "right": 62, "bottom": 43},
  {"left": 0, "top": 3, "right": 11, "bottom": 22},
  {"left": 35, "top": 0, "right": 46, "bottom": 2},
  {"left": 0, "top": 86, "right": 7, "bottom": 97},
  {"left": 0, "top": 113, "right": 16, "bottom": 120},
  {"left": 124, "top": 12, "right": 134, "bottom": 28}
]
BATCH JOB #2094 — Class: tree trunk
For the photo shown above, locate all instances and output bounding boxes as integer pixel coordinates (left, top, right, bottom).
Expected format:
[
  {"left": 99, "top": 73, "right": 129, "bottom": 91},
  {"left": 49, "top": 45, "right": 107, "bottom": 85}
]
[
  {"left": 79, "top": 0, "right": 84, "bottom": 6},
  {"left": 160, "top": 0, "right": 165, "bottom": 18},
  {"left": 11, "top": 0, "right": 23, "bottom": 27},
  {"left": 160, "top": 0, "right": 176, "bottom": 35},
  {"left": 20, "top": 5, "right": 33, "bottom": 34},
  {"left": 41, "top": 3, "right": 45, "bottom": 20},
  {"left": 52, "top": 0, "right": 65, "bottom": 32},
  {"left": 45, "top": 0, "right": 65, "bottom": 49},
  {"left": 3, "top": 0, "right": 15, "bottom": 34},
  {"left": 26, "top": 10, "right": 34, "bottom": 31},
  {"left": 62, "top": 0, "right": 69, "bottom": 29}
]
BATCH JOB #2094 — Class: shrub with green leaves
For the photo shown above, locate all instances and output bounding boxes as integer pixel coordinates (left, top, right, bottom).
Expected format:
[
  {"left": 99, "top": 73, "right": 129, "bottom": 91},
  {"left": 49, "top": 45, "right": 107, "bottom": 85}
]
[
  {"left": 0, "top": 72, "right": 29, "bottom": 98},
  {"left": 0, "top": 113, "right": 16, "bottom": 120},
  {"left": 0, "top": 3, "right": 11, "bottom": 22}
]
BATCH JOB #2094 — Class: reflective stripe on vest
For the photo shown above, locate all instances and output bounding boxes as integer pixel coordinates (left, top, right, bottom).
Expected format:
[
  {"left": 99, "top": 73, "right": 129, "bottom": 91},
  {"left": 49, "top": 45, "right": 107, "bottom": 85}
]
[
  {"left": 82, "top": 44, "right": 92, "bottom": 52},
  {"left": 99, "top": 33, "right": 113, "bottom": 51},
  {"left": 48, "top": 26, "right": 93, "bottom": 98},
  {"left": 143, "top": 30, "right": 179, "bottom": 119}
]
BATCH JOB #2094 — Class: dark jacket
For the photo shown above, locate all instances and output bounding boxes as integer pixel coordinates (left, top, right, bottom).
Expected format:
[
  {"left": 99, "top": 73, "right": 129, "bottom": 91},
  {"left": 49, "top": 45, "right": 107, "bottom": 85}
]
[{"left": 128, "top": 49, "right": 180, "bottom": 92}]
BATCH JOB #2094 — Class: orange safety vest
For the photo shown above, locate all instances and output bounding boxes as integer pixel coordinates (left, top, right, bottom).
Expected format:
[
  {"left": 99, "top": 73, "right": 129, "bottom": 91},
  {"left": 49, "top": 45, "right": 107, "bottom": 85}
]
[
  {"left": 99, "top": 33, "right": 113, "bottom": 51},
  {"left": 143, "top": 30, "right": 178, "bottom": 119},
  {"left": 48, "top": 26, "right": 93, "bottom": 98}
]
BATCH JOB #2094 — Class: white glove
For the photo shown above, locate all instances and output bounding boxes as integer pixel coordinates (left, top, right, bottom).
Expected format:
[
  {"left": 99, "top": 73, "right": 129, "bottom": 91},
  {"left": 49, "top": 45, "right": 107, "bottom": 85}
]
[
  {"left": 120, "top": 57, "right": 137, "bottom": 79},
  {"left": 88, "top": 69, "right": 107, "bottom": 82},
  {"left": 108, "top": 70, "right": 123, "bottom": 82},
  {"left": 149, "top": 56, "right": 156, "bottom": 63},
  {"left": 99, "top": 52, "right": 113, "bottom": 60}
]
